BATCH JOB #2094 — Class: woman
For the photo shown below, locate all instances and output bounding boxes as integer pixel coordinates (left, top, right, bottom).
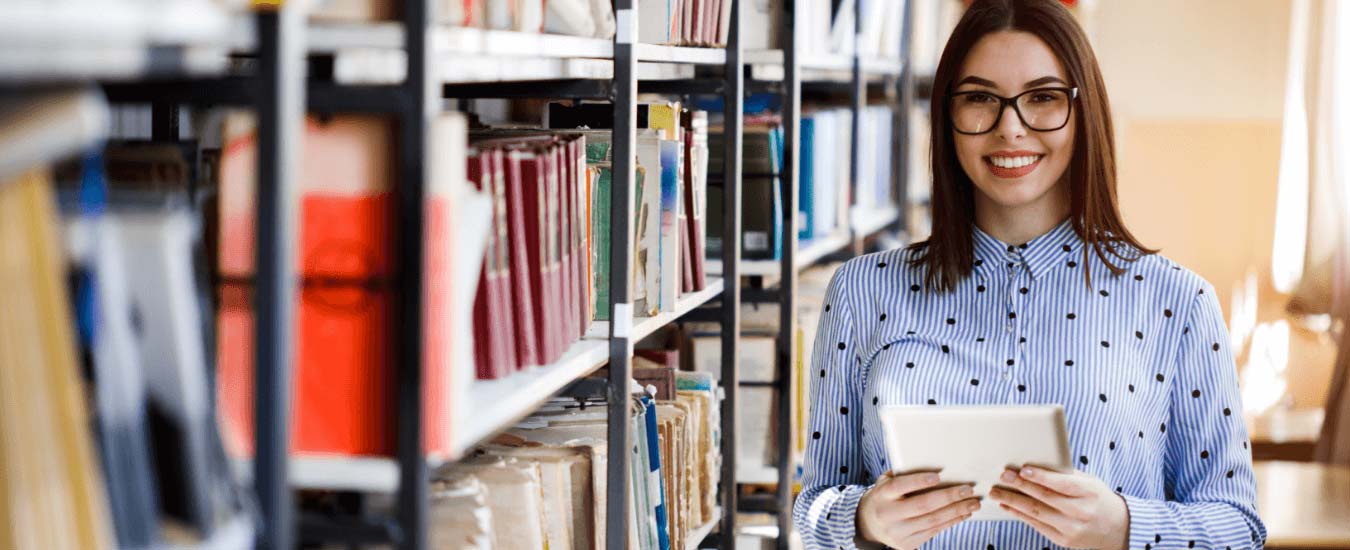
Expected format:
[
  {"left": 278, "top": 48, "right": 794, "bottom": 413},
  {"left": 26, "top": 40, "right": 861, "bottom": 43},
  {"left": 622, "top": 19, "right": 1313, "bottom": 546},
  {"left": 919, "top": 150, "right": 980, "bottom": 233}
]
[{"left": 792, "top": 1, "right": 1268, "bottom": 549}]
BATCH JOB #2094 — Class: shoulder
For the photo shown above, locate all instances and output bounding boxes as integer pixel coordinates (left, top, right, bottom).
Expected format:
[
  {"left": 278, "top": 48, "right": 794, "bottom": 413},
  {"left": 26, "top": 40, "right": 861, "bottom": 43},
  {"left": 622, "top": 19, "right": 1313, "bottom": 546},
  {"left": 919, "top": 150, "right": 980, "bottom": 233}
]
[
  {"left": 833, "top": 247, "right": 923, "bottom": 287},
  {"left": 824, "top": 247, "right": 921, "bottom": 312},
  {"left": 1111, "top": 247, "right": 1217, "bottom": 320}
]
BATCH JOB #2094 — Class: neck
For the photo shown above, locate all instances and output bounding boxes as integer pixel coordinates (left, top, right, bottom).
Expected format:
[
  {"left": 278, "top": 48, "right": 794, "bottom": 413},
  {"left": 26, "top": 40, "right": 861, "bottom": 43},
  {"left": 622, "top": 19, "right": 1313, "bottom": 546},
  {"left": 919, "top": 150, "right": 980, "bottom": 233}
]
[{"left": 973, "top": 181, "right": 1072, "bottom": 245}]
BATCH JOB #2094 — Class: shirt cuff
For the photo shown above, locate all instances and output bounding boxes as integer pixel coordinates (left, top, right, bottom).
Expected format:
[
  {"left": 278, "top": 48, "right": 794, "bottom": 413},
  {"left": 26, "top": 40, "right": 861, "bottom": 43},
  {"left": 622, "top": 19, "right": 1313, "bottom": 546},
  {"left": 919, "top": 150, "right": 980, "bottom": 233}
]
[
  {"left": 1121, "top": 493, "right": 1171, "bottom": 550},
  {"left": 821, "top": 484, "right": 872, "bottom": 549}
]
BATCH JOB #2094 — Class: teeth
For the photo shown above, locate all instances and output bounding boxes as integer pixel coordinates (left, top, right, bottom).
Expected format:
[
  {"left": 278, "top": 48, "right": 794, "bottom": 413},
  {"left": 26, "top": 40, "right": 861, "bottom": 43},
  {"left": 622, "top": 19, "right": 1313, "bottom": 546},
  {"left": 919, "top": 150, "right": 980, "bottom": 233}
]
[{"left": 989, "top": 155, "right": 1042, "bottom": 169}]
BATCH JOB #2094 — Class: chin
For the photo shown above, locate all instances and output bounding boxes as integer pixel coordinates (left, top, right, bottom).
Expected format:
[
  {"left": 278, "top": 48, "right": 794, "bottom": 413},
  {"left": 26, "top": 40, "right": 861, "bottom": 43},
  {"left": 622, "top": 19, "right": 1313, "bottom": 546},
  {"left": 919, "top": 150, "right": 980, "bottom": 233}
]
[{"left": 974, "top": 179, "right": 1054, "bottom": 208}]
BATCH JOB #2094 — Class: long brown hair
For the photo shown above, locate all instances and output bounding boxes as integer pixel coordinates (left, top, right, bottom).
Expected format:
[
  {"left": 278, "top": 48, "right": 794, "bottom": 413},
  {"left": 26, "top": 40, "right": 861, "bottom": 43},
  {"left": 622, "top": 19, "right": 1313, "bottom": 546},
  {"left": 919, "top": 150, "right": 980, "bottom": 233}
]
[{"left": 908, "top": 0, "right": 1156, "bottom": 292}]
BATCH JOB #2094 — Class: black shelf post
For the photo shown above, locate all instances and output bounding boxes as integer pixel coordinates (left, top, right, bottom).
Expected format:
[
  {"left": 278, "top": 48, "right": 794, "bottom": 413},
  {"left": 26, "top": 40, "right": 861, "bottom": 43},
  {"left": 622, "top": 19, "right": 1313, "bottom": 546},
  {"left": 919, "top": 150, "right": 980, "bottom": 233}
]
[
  {"left": 775, "top": 1, "right": 802, "bottom": 548},
  {"left": 896, "top": 0, "right": 917, "bottom": 236},
  {"left": 396, "top": 0, "right": 432, "bottom": 546},
  {"left": 254, "top": 5, "right": 304, "bottom": 550},
  {"left": 720, "top": 0, "right": 744, "bottom": 547},
  {"left": 606, "top": 1, "right": 638, "bottom": 550},
  {"left": 849, "top": 0, "right": 866, "bottom": 255}
]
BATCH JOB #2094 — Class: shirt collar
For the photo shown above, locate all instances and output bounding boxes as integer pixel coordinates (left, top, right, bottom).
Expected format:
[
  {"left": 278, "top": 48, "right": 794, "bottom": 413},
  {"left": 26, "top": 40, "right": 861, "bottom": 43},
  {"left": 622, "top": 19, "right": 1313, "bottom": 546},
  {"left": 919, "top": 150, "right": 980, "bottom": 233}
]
[{"left": 972, "top": 217, "right": 1082, "bottom": 281}]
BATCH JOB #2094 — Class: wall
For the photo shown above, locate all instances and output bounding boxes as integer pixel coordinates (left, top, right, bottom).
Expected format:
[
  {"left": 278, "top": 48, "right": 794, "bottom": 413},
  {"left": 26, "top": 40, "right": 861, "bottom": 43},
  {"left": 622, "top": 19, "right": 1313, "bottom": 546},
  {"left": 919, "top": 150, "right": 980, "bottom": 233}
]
[{"left": 1086, "top": 0, "right": 1336, "bottom": 411}]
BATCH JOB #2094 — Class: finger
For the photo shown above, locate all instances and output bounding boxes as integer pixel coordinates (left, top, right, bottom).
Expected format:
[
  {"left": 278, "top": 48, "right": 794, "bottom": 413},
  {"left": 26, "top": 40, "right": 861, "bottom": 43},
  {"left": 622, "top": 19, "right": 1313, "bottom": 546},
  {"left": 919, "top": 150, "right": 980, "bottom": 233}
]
[
  {"left": 998, "top": 501, "right": 1064, "bottom": 540},
  {"left": 1018, "top": 466, "right": 1086, "bottom": 497},
  {"left": 988, "top": 487, "right": 1072, "bottom": 530},
  {"left": 881, "top": 471, "right": 941, "bottom": 499},
  {"left": 997, "top": 469, "right": 1072, "bottom": 512},
  {"left": 895, "top": 495, "right": 981, "bottom": 532},
  {"left": 895, "top": 483, "right": 976, "bottom": 519},
  {"left": 905, "top": 509, "right": 973, "bottom": 548}
]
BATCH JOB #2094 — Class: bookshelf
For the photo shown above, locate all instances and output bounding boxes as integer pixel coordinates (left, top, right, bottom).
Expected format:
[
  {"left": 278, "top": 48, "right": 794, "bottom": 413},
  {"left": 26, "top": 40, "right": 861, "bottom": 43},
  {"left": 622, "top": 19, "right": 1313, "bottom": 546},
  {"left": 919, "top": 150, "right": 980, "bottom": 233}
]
[
  {"left": 730, "top": 1, "right": 920, "bottom": 549},
  {"left": 117, "top": 2, "right": 740, "bottom": 549},
  {"left": 1, "top": 1, "right": 932, "bottom": 549}
]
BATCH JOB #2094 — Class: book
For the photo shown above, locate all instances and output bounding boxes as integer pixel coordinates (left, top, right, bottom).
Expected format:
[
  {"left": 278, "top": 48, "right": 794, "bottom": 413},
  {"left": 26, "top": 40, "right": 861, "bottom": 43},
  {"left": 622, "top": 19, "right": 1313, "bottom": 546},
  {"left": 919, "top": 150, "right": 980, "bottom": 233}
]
[
  {"left": 635, "top": 131, "right": 663, "bottom": 315},
  {"left": 682, "top": 110, "right": 709, "bottom": 291},
  {"left": 0, "top": 88, "right": 108, "bottom": 183},
  {"left": 0, "top": 168, "right": 116, "bottom": 550},
  {"left": 708, "top": 121, "right": 783, "bottom": 260},
  {"left": 216, "top": 113, "right": 481, "bottom": 459},
  {"left": 468, "top": 149, "right": 518, "bottom": 379},
  {"left": 67, "top": 213, "right": 161, "bottom": 547},
  {"left": 658, "top": 138, "right": 681, "bottom": 312},
  {"left": 115, "top": 210, "right": 240, "bottom": 537}
]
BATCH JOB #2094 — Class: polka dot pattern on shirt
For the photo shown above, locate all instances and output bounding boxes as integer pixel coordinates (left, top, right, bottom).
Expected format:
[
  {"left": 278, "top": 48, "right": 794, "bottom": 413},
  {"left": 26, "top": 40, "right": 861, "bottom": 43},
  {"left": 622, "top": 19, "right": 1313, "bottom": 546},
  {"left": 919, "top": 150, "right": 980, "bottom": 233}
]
[{"left": 793, "top": 218, "right": 1266, "bottom": 550}]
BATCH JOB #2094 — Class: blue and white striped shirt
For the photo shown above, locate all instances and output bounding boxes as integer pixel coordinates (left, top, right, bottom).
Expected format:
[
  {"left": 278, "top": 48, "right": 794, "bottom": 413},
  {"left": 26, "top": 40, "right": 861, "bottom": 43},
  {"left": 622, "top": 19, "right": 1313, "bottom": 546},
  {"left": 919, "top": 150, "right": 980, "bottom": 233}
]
[{"left": 793, "top": 218, "right": 1267, "bottom": 550}]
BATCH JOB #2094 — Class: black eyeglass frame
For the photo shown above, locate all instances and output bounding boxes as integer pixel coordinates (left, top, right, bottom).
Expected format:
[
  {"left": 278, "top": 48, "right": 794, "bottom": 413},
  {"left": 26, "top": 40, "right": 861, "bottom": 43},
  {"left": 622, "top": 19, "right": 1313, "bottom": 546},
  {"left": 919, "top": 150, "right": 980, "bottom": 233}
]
[{"left": 947, "top": 86, "right": 1080, "bottom": 135}]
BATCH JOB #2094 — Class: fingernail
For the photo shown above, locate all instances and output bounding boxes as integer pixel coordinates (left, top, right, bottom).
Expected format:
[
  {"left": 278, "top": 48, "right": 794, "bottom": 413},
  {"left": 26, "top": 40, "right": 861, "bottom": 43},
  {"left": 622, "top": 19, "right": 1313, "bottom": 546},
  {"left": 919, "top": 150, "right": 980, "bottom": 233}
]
[
  {"left": 960, "top": 486, "right": 973, "bottom": 497},
  {"left": 927, "top": 474, "right": 940, "bottom": 483},
  {"left": 1000, "top": 471, "right": 1016, "bottom": 483},
  {"left": 1021, "top": 467, "right": 1035, "bottom": 478}
]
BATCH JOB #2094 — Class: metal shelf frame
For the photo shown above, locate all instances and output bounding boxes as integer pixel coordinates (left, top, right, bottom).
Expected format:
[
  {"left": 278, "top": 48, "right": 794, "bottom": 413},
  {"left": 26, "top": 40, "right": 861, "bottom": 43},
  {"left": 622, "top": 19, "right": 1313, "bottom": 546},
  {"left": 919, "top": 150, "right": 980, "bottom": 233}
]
[{"left": 736, "top": 2, "right": 919, "bottom": 549}]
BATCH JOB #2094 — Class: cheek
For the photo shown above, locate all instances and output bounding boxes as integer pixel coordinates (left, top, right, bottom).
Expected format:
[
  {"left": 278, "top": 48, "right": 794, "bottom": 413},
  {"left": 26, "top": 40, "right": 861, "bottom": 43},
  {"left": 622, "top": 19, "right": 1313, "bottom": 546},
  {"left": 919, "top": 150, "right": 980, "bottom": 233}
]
[{"left": 954, "top": 136, "right": 987, "bottom": 176}]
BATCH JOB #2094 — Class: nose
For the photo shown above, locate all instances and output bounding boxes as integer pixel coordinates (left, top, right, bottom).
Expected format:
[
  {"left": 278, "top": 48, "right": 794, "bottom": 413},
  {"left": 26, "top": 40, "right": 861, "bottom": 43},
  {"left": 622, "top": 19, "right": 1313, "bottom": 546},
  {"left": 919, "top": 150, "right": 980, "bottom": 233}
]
[{"left": 995, "top": 102, "right": 1027, "bottom": 142}]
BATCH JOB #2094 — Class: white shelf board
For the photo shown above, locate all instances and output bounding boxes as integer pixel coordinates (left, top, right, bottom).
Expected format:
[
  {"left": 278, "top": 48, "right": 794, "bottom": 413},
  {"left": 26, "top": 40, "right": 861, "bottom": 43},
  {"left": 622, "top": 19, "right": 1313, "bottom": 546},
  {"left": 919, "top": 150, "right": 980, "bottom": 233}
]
[
  {"left": 290, "top": 454, "right": 400, "bottom": 492},
  {"left": 0, "top": 4, "right": 237, "bottom": 82},
  {"left": 636, "top": 43, "right": 727, "bottom": 65},
  {"left": 309, "top": 21, "right": 407, "bottom": 51},
  {"left": 452, "top": 335, "right": 612, "bottom": 454},
  {"left": 586, "top": 278, "right": 726, "bottom": 341},
  {"left": 706, "top": 230, "right": 852, "bottom": 278},
  {"left": 242, "top": 280, "right": 723, "bottom": 493},
  {"left": 853, "top": 205, "right": 899, "bottom": 239},
  {"left": 737, "top": 465, "right": 781, "bottom": 485},
  {"left": 435, "top": 26, "right": 612, "bottom": 59},
  {"left": 686, "top": 506, "right": 724, "bottom": 550},
  {"left": 745, "top": 50, "right": 902, "bottom": 82},
  {"left": 862, "top": 57, "right": 904, "bottom": 76}
]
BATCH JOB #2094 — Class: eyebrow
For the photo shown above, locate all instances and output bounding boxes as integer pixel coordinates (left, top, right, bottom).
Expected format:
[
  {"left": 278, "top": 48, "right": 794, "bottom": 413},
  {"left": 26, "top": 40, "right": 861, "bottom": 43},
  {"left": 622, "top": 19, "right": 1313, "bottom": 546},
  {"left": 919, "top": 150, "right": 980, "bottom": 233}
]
[{"left": 955, "top": 75, "right": 1068, "bottom": 89}]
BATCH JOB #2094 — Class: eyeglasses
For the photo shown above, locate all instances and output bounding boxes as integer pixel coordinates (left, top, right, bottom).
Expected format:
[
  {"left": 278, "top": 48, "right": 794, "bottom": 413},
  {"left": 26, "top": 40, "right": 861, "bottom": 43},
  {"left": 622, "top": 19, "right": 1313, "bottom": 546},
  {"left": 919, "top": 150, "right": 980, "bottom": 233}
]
[{"left": 948, "top": 87, "right": 1079, "bottom": 135}]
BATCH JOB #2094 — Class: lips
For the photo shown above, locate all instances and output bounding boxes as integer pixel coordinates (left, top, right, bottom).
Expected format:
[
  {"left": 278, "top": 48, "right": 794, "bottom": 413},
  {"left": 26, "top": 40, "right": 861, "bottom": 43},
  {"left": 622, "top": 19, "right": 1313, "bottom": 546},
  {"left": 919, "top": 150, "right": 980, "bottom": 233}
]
[{"left": 984, "top": 154, "right": 1043, "bottom": 179}]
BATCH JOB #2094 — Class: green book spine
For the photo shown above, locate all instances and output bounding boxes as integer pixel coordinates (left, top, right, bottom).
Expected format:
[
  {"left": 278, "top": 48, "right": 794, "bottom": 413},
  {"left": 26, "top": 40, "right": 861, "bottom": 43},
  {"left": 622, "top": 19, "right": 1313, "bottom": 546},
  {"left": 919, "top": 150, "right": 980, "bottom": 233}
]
[{"left": 592, "top": 165, "right": 612, "bottom": 320}]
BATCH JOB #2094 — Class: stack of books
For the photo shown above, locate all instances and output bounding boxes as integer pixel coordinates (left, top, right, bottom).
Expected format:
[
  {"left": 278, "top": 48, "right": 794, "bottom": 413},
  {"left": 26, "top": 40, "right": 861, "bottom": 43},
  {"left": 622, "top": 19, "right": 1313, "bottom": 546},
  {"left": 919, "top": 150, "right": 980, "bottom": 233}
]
[{"left": 432, "top": 361, "right": 720, "bottom": 550}]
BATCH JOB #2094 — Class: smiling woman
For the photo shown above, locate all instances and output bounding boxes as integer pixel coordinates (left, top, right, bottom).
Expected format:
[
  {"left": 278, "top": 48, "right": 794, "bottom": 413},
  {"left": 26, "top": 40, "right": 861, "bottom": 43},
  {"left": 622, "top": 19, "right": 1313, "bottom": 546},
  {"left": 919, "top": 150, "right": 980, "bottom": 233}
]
[{"left": 791, "top": 1, "right": 1270, "bottom": 550}]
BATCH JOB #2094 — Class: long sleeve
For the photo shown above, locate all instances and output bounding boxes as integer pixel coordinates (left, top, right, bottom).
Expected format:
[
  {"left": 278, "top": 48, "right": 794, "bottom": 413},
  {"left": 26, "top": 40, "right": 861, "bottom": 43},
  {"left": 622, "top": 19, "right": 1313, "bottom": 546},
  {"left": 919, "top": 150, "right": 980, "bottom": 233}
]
[
  {"left": 1121, "top": 283, "right": 1268, "bottom": 550},
  {"left": 792, "top": 265, "right": 874, "bottom": 550}
]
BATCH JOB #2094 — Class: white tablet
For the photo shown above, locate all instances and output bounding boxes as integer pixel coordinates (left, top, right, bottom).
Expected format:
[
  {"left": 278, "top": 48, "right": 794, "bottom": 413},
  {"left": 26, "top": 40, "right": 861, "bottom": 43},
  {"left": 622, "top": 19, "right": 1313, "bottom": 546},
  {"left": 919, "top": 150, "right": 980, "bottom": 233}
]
[{"left": 878, "top": 404, "right": 1073, "bottom": 521}]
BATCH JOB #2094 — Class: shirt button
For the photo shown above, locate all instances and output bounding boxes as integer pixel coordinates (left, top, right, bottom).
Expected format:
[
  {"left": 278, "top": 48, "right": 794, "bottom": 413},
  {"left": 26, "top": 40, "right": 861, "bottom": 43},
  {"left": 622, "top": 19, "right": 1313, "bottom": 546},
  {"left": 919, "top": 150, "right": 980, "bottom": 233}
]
[{"left": 1002, "top": 372, "right": 1011, "bottom": 380}]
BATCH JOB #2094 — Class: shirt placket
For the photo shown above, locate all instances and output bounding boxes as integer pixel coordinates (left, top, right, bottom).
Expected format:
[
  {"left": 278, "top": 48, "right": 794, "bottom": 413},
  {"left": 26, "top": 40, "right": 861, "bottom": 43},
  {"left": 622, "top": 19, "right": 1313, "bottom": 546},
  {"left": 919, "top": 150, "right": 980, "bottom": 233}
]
[{"left": 1003, "top": 244, "right": 1028, "bottom": 397}]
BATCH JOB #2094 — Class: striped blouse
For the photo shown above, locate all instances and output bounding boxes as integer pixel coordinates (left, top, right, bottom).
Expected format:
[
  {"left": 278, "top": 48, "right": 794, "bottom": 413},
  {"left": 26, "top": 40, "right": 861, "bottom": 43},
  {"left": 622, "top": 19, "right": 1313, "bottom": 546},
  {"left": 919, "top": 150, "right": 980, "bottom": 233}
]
[{"left": 792, "top": 218, "right": 1268, "bottom": 550}]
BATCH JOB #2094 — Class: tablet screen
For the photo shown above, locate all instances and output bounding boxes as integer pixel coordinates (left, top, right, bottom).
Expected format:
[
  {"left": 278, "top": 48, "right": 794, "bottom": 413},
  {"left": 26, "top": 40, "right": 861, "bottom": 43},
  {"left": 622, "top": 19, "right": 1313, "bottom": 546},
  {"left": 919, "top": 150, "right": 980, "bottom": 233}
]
[{"left": 878, "top": 404, "right": 1073, "bottom": 521}]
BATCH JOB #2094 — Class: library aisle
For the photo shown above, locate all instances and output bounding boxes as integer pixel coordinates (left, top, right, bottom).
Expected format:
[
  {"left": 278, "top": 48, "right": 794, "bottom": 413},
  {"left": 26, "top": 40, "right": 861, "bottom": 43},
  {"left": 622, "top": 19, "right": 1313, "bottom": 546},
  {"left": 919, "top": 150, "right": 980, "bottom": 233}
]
[{"left": 0, "top": 0, "right": 958, "bottom": 549}]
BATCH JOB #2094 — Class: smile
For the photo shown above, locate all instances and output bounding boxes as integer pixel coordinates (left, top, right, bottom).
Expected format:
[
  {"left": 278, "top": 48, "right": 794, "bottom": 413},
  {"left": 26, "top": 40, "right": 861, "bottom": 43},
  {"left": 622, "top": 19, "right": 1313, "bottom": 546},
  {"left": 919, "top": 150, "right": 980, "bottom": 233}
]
[{"left": 984, "top": 154, "right": 1043, "bottom": 178}]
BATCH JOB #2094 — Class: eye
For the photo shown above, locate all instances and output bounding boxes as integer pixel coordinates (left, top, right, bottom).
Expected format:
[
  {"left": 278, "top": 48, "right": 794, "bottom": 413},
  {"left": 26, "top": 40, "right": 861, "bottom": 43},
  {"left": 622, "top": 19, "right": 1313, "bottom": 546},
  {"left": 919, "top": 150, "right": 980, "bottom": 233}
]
[
  {"left": 1028, "top": 91, "right": 1061, "bottom": 103},
  {"left": 960, "top": 92, "right": 996, "bottom": 104}
]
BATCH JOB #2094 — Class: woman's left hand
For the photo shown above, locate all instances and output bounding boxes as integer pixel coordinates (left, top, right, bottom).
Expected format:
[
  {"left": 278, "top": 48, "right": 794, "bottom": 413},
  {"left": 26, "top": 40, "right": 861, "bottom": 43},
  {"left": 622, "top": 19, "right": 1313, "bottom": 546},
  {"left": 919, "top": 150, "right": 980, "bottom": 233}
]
[{"left": 987, "top": 466, "right": 1130, "bottom": 550}]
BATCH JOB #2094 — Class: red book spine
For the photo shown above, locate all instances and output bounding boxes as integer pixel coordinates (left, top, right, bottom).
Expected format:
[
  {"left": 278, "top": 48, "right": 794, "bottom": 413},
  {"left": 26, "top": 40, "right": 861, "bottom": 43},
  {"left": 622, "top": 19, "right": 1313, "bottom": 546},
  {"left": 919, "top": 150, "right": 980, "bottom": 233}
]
[
  {"left": 468, "top": 154, "right": 498, "bottom": 379},
  {"left": 555, "top": 141, "right": 576, "bottom": 353},
  {"left": 487, "top": 151, "right": 519, "bottom": 375},
  {"left": 503, "top": 149, "right": 544, "bottom": 368},
  {"left": 526, "top": 149, "right": 562, "bottom": 364},
  {"left": 680, "top": 220, "right": 694, "bottom": 294},
  {"left": 570, "top": 137, "right": 589, "bottom": 336},
  {"left": 683, "top": 129, "right": 706, "bottom": 291},
  {"left": 546, "top": 144, "right": 567, "bottom": 359}
]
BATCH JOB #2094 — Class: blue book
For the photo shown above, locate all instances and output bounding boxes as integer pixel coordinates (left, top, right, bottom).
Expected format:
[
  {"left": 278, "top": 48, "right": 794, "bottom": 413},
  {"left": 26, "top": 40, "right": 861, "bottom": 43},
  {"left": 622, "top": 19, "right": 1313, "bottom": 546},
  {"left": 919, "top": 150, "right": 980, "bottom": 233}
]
[
  {"left": 770, "top": 124, "right": 784, "bottom": 261},
  {"left": 658, "top": 140, "right": 681, "bottom": 312},
  {"left": 642, "top": 395, "right": 672, "bottom": 550},
  {"left": 799, "top": 116, "right": 817, "bottom": 240}
]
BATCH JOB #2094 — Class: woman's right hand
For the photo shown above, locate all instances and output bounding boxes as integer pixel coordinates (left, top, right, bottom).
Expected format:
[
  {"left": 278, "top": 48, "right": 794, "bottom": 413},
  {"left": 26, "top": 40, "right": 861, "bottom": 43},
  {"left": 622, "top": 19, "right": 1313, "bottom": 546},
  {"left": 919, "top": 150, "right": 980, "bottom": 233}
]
[{"left": 856, "top": 472, "right": 982, "bottom": 549}]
